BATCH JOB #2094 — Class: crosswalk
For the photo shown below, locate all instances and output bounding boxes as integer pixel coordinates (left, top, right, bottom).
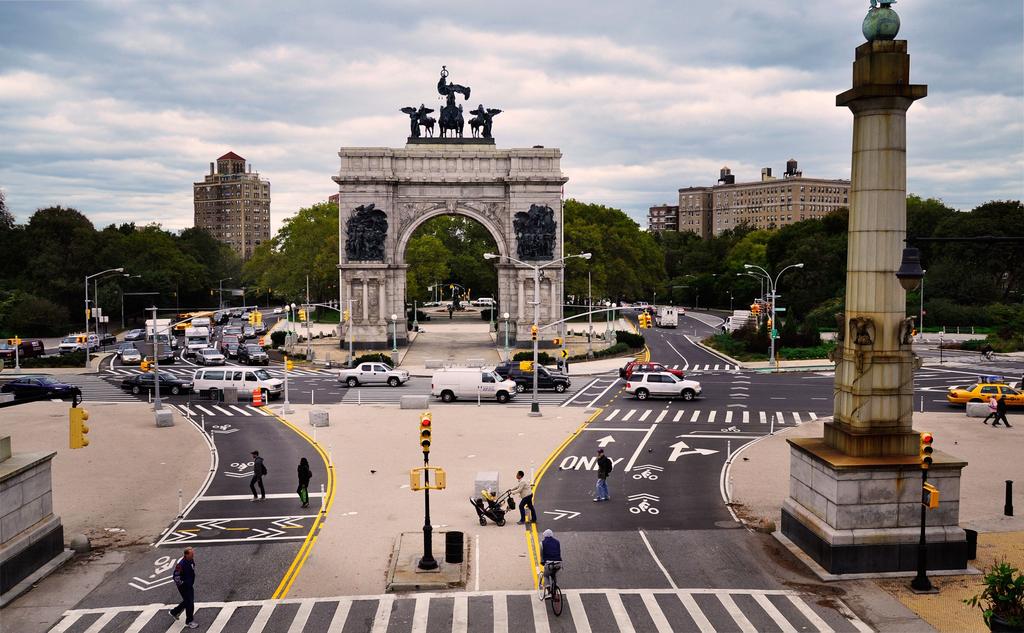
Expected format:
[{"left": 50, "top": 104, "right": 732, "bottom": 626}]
[
  {"left": 163, "top": 402, "right": 273, "bottom": 418},
  {"left": 105, "top": 365, "right": 329, "bottom": 378},
  {"left": 670, "top": 363, "right": 739, "bottom": 373},
  {"left": 61, "top": 374, "right": 140, "bottom": 403},
  {"left": 600, "top": 407, "right": 822, "bottom": 426},
  {"left": 338, "top": 387, "right": 574, "bottom": 407},
  {"left": 53, "top": 588, "right": 871, "bottom": 633}
]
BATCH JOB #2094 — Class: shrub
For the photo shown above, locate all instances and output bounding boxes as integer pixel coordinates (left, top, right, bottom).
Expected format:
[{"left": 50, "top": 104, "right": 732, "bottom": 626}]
[
  {"left": 353, "top": 353, "right": 393, "bottom": 367},
  {"left": 270, "top": 331, "right": 287, "bottom": 348},
  {"left": 479, "top": 307, "right": 500, "bottom": 321},
  {"left": 19, "top": 351, "right": 90, "bottom": 368},
  {"left": 0, "top": 292, "right": 70, "bottom": 337},
  {"left": 513, "top": 351, "right": 554, "bottom": 365},
  {"left": 778, "top": 344, "right": 835, "bottom": 360},
  {"left": 615, "top": 330, "right": 645, "bottom": 349}
]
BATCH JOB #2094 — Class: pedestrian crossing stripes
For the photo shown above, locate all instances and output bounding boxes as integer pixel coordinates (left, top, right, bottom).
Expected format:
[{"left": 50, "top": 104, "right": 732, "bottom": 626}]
[
  {"left": 53, "top": 587, "right": 871, "bottom": 633},
  {"left": 60, "top": 374, "right": 139, "bottom": 403},
  {"left": 164, "top": 403, "right": 272, "bottom": 417},
  {"left": 337, "top": 388, "right": 575, "bottom": 407},
  {"left": 666, "top": 363, "right": 739, "bottom": 373},
  {"left": 602, "top": 408, "right": 820, "bottom": 426}
]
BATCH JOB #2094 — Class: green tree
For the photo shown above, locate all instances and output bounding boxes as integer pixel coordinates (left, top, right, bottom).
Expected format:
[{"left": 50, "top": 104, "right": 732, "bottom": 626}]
[{"left": 405, "top": 234, "right": 450, "bottom": 300}]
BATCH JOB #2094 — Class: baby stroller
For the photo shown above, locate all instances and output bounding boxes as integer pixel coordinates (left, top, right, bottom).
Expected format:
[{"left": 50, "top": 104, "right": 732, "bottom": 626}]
[{"left": 470, "top": 489, "right": 515, "bottom": 527}]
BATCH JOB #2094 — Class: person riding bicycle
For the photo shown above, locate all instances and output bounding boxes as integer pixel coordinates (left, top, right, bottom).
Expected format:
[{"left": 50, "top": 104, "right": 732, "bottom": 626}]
[
  {"left": 539, "top": 529, "right": 562, "bottom": 597},
  {"left": 982, "top": 343, "right": 995, "bottom": 360}
]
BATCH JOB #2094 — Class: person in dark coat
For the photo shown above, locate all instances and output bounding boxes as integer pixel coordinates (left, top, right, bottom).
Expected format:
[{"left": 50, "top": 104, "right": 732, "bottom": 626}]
[
  {"left": 993, "top": 395, "right": 1013, "bottom": 428},
  {"left": 594, "top": 448, "right": 612, "bottom": 502},
  {"left": 250, "top": 450, "right": 266, "bottom": 501},
  {"left": 168, "top": 547, "right": 198, "bottom": 628},
  {"left": 297, "top": 457, "right": 313, "bottom": 508}
]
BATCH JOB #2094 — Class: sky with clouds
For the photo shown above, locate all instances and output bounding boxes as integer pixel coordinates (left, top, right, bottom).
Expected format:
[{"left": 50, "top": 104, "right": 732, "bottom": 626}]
[{"left": 0, "top": 1, "right": 1021, "bottom": 233}]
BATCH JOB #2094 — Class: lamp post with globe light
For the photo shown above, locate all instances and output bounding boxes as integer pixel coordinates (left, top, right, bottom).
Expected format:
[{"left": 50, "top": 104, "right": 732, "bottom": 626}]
[
  {"left": 743, "top": 263, "right": 804, "bottom": 366},
  {"left": 483, "top": 252, "right": 592, "bottom": 416}
]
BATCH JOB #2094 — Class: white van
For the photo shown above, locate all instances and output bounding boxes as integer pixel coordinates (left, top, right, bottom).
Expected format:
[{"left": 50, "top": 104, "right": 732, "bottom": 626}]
[
  {"left": 431, "top": 367, "right": 517, "bottom": 403},
  {"left": 192, "top": 367, "right": 284, "bottom": 401},
  {"left": 58, "top": 333, "right": 99, "bottom": 354}
]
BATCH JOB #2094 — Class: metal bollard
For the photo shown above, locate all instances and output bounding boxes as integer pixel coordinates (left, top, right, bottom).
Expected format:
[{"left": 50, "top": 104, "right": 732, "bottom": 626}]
[
  {"left": 1006, "top": 480, "right": 1014, "bottom": 517},
  {"left": 477, "top": 386, "right": 481, "bottom": 407},
  {"left": 201, "top": 415, "right": 205, "bottom": 433},
  {"left": 920, "top": 396, "right": 924, "bottom": 413},
  {"left": 320, "top": 483, "right": 326, "bottom": 511},
  {"left": 358, "top": 390, "right": 361, "bottom": 406},
  {"left": 311, "top": 390, "right": 315, "bottom": 406},
  {"left": 178, "top": 489, "right": 183, "bottom": 516},
  {"left": 769, "top": 413, "right": 775, "bottom": 436},
  {"left": 726, "top": 440, "right": 732, "bottom": 461}
]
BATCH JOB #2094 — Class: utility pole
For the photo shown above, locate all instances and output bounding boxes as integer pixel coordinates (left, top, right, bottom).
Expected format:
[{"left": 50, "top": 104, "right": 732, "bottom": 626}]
[
  {"left": 305, "top": 275, "right": 312, "bottom": 360},
  {"left": 150, "top": 306, "right": 162, "bottom": 411}
]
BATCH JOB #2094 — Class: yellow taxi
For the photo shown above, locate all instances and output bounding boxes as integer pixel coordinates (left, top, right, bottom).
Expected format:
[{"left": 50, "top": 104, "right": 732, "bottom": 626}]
[{"left": 946, "top": 383, "right": 1024, "bottom": 406}]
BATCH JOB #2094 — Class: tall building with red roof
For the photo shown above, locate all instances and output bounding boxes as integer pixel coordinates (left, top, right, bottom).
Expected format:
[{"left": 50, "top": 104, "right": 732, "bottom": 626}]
[{"left": 193, "top": 152, "right": 271, "bottom": 260}]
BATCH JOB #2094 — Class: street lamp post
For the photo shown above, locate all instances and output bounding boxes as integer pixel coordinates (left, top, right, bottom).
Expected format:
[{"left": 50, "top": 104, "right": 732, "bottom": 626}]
[
  {"left": 587, "top": 271, "right": 594, "bottom": 360},
  {"left": 218, "top": 277, "right": 233, "bottom": 311},
  {"left": 743, "top": 263, "right": 804, "bottom": 365},
  {"left": 85, "top": 268, "right": 125, "bottom": 367},
  {"left": 391, "top": 313, "right": 399, "bottom": 367},
  {"left": 502, "top": 312, "right": 511, "bottom": 361},
  {"left": 150, "top": 306, "right": 163, "bottom": 411},
  {"left": 484, "top": 251, "right": 591, "bottom": 416}
]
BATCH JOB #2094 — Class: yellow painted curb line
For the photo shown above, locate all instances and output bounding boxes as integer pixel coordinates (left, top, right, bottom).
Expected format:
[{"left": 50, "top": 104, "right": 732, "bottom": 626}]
[
  {"left": 525, "top": 407, "right": 604, "bottom": 588},
  {"left": 266, "top": 407, "right": 337, "bottom": 599}
]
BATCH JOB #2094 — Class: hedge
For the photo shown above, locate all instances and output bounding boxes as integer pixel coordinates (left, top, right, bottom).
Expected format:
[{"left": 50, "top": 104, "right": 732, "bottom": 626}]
[
  {"left": 15, "top": 351, "right": 92, "bottom": 368},
  {"left": 512, "top": 351, "right": 554, "bottom": 365},
  {"left": 615, "top": 330, "right": 645, "bottom": 349},
  {"left": 353, "top": 353, "right": 394, "bottom": 367}
]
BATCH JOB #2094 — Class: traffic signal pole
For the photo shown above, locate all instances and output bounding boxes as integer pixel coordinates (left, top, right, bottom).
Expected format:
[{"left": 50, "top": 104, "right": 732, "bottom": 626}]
[
  {"left": 151, "top": 306, "right": 162, "bottom": 411},
  {"left": 910, "top": 467, "right": 933, "bottom": 591},
  {"left": 531, "top": 266, "right": 541, "bottom": 417},
  {"left": 418, "top": 449, "right": 438, "bottom": 570}
]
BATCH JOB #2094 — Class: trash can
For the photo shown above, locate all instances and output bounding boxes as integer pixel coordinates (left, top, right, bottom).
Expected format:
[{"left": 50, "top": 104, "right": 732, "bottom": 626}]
[
  {"left": 445, "top": 531, "right": 464, "bottom": 564},
  {"left": 965, "top": 528, "right": 978, "bottom": 560}
]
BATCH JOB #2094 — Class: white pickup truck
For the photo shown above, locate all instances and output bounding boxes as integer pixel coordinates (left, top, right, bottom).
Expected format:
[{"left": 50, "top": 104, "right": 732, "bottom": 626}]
[{"left": 338, "top": 362, "right": 410, "bottom": 387}]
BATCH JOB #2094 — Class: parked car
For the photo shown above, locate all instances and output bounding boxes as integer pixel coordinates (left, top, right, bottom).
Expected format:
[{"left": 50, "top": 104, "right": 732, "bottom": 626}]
[
  {"left": 338, "top": 362, "right": 410, "bottom": 387},
  {"left": 430, "top": 367, "right": 516, "bottom": 403},
  {"left": 124, "top": 329, "right": 145, "bottom": 341},
  {"left": 625, "top": 372, "right": 702, "bottom": 401},
  {"left": 192, "top": 367, "right": 283, "bottom": 401},
  {"left": 98, "top": 333, "right": 117, "bottom": 347},
  {"left": 120, "top": 347, "right": 143, "bottom": 365},
  {"left": 619, "top": 361, "right": 685, "bottom": 380},
  {"left": 195, "top": 348, "right": 226, "bottom": 365},
  {"left": 0, "top": 339, "right": 45, "bottom": 363},
  {"left": 121, "top": 371, "right": 192, "bottom": 396},
  {"left": 238, "top": 344, "right": 269, "bottom": 366},
  {"left": 946, "top": 383, "right": 1024, "bottom": 406},
  {"left": 1, "top": 375, "right": 82, "bottom": 401},
  {"left": 494, "top": 362, "right": 571, "bottom": 393}
]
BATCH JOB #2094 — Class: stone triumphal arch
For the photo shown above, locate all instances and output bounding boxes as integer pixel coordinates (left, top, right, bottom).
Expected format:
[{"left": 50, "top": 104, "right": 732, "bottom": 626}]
[{"left": 334, "top": 144, "right": 568, "bottom": 349}]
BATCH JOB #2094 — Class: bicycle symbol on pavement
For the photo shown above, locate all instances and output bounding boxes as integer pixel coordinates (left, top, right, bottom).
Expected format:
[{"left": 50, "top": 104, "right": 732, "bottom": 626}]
[
  {"left": 720, "top": 426, "right": 741, "bottom": 433},
  {"left": 631, "top": 464, "right": 664, "bottom": 481},
  {"left": 128, "top": 555, "right": 177, "bottom": 592},
  {"left": 627, "top": 493, "right": 660, "bottom": 515}
]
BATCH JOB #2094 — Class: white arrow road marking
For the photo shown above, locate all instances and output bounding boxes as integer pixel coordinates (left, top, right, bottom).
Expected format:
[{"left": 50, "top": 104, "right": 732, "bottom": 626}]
[
  {"left": 543, "top": 509, "right": 581, "bottom": 521},
  {"left": 597, "top": 435, "right": 615, "bottom": 447},
  {"left": 272, "top": 516, "right": 304, "bottom": 529},
  {"left": 211, "top": 428, "right": 238, "bottom": 434},
  {"left": 161, "top": 530, "right": 197, "bottom": 544},
  {"left": 223, "top": 471, "right": 254, "bottom": 478},
  {"left": 128, "top": 576, "right": 174, "bottom": 592},
  {"left": 246, "top": 526, "right": 286, "bottom": 540},
  {"left": 668, "top": 440, "right": 717, "bottom": 460},
  {"left": 626, "top": 493, "right": 660, "bottom": 502}
]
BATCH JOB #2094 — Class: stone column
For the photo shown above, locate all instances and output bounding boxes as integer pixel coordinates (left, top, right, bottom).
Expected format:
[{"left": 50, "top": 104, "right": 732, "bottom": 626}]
[
  {"left": 780, "top": 24, "right": 969, "bottom": 576},
  {"left": 827, "top": 39, "right": 927, "bottom": 458},
  {"left": 518, "top": 279, "right": 526, "bottom": 321},
  {"left": 361, "top": 281, "right": 369, "bottom": 321}
]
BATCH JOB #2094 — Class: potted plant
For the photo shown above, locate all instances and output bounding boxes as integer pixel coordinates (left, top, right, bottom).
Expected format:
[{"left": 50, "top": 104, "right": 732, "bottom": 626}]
[{"left": 964, "top": 560, "right": 1024, "bottom": 632}]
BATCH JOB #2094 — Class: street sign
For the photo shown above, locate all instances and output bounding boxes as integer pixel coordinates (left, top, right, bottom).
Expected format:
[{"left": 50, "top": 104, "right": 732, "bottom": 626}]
[
  {"left": 774, "top": 307, "right": 786, "bottom": 312},
  {"left": 771, "top": 328, "right": 778, "bottom": 338},
  {"left": 560, "top": 349, "right": 568, "bottom": 359}
]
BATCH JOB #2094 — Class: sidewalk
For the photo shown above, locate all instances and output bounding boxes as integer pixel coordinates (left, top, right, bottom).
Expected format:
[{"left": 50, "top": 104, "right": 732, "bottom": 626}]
[
  {"left": 275, "top": 403, "right": 587, "bottom": 596},
  {"left": 1, "top": 401, "right": 208, "bottom": 633},
  {"left": 728, "top": 412, "right": 1023, "bottom": 633}
]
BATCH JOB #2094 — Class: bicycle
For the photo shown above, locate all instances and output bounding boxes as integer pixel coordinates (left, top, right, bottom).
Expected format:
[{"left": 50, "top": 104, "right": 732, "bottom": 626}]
[{"left": 537, "top": 561, "right": 563, "bottom": 616}]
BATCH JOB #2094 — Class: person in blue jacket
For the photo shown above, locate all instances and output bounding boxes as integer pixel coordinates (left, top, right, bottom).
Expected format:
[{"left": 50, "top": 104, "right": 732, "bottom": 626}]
[
  {"left": 168, "top": 547, "right": 198, "bottom": 628},
  {"left": 539, "top": 529, "right": 562, "bottom": 598}
]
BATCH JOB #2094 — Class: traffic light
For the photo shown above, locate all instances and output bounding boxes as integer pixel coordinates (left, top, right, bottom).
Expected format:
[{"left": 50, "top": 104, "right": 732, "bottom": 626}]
[
  {"left": 519, "top": 360, "right": 534, "bottom": 372},
  {"left": 248, "top": 311, "right": 256, "bottom": 324},
  {"left": 419, "top": 412, "right": 432, "bottom": 453},
  {"left": 298, "top": 309, "right": 307, "bottom": 322},
  {"left": 343, "top": 309, "right": 350, "bottom": 322},
  {"left": 639, "top": 313, "right": 651, "bottom": 328},
  {"left": 285, "top": 356, "right": 294, "bottom": 371},
  {"left": 531, "top": 324, "right": 538, "bottom": 341},
  {"left": 69, "top": 406, "right": 90, "bottom": 449},
  {"left": 255, "top": 311, "right": 262, "bottom": 324},
  {"left": 919, "top": 431, "right": 934, "bottom": 469},
  {"left": 140, "top": 359, "right": 151, "bottom": 372},
  {"left": 552, "top": 338, "right": 563, "bottom": 346}
]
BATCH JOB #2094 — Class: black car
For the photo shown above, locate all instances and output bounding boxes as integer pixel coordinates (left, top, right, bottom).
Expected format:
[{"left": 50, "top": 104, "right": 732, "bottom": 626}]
[
  {"left": 98, "top": 333, "right": 117, "bottom": 347},
  {"left": 1, "top": 375, "right": 82, "bottom": 401},
  {"left": 152, "top": 347, "right": 176, "bottom": 364},
  {"left": 494, "top": 362, "right": 571, "bottom": 393},
  {"left": 238, "top": 344, "right": 269, "bottom": 366},
  {"left": 121, "top": 371, "right": 192, "bottom": 396}
]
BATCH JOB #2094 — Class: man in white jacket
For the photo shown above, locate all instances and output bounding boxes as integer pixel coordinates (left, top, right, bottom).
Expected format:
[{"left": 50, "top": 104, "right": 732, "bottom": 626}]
[{"left": 512, "top": 470, "right": 537, "bottom": 525}]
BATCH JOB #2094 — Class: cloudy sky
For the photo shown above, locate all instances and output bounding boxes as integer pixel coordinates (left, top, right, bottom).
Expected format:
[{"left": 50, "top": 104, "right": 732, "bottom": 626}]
[{"left": 1, "top": 1, "right": 1021, "bottom": 232}]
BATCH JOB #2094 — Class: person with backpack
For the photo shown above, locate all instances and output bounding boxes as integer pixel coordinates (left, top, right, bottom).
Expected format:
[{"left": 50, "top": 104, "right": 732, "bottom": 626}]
[
  {"left": 250, "top": 450, "right": 267, "bottom": 501},
  {"left": 297, "top": 457, "right": 313, "bottom": 508},
  {"left": 167, "top": 547, "right": 198, "bottom": 628},
  {"left": 594, "top": 448, "right": 612, "bottom": 502}
]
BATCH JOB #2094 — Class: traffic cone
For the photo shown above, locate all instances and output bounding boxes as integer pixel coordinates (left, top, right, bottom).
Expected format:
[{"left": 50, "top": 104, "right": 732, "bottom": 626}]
[{"left": 252, "top": 388, "right": 263, "bottom": 407}]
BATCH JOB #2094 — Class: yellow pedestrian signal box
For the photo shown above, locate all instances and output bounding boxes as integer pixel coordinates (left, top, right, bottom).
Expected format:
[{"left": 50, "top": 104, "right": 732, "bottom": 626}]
[
  {"left": 9, "top": 337, "right": 21, "bottom": 346},
  {"left": 519, "top": 360, "right": 534, "bottom": 372},
  {"left": 285, "top": 356, "right": 294, "bottom": 371},
  {"left": 69, "top": 406, "right": 90, "bottom": 449},
  {"left": 298, "top": 309, "right": 307, "bottom": 322},
  {"left": 552, "top": 338, "right": 563, "bottom": 346},
  {"left": 140, "top": 359, "right": 152, "bottom": 372},
  {"left": 419, "top": 412, "right": 432, "bottom": 453},
  {"left": 923, "top": 482, "right": 940, "bottom": 509},
  {"left": 409, "top": 467, "right": 447, "bottom": 491},
  {"left": 919, "top": 432, "right": 934, "bottom": 469}
]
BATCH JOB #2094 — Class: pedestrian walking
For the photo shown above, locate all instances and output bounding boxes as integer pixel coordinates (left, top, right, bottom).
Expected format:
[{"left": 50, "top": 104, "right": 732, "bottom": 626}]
[
  {"left": 513, "top": 470, "right": 536, "bottom": 525},
  {"left": 297, "top": 457, "right": 312, "bottom": 508},
  {"left": 250, "top": 450, "right": 266, "bottom": 501},
  {"left": 993, "top": 395, "right": 1013, "bottom": 428},
  {"left": 983, "top": 395, "right": 998, "bottom": 425},
  {"left": 167, "top": 547, "right": 198, "bottom": 628},
  {"left": 594, "top": 448, "right": 612, "bottom": 502}
]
